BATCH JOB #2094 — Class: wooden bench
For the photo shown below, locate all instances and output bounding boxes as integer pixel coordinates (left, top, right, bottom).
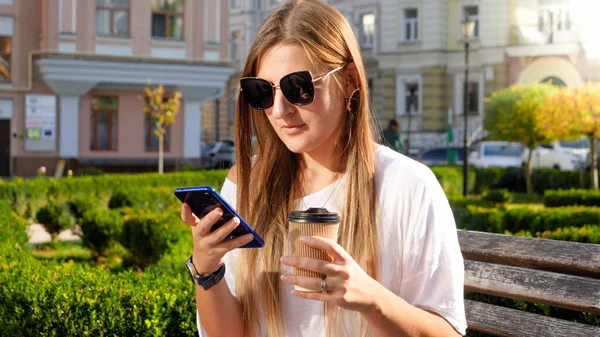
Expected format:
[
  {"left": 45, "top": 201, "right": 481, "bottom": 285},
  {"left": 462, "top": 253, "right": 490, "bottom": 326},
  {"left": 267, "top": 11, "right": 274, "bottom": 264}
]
[{"left": 458, "top": 230, "right": 600, "bottom": 337}]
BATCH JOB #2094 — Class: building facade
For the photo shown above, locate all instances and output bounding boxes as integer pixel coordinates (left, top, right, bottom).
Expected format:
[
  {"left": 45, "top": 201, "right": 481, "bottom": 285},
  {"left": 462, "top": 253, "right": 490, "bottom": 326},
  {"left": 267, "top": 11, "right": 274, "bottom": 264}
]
[
  {"left": 0, "top": 0, "right": 235, "bottom": 177},
  {"left": 226, "top": 0, "right": 600, "bottom": 151}
]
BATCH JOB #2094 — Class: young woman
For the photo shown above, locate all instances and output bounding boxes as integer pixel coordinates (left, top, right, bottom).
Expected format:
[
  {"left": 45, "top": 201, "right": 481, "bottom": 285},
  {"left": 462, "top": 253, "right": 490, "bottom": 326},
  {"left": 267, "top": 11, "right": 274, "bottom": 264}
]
[{"left": 180, "top": 1, "right": 467, "bottom": 336}]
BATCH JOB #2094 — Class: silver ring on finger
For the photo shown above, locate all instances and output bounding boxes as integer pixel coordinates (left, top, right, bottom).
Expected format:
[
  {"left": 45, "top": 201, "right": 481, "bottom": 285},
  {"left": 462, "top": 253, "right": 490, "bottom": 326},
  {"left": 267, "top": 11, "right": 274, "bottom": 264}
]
[{"left": 320, "top": 278, "right": 327, "bottom": 293}]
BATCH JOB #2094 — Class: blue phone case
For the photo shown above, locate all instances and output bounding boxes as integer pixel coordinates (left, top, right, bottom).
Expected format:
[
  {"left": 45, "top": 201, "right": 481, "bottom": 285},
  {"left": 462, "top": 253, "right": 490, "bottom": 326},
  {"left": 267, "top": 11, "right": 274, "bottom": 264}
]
[{"left": 174, "top": 186, "right": 264, "bottom": 248}]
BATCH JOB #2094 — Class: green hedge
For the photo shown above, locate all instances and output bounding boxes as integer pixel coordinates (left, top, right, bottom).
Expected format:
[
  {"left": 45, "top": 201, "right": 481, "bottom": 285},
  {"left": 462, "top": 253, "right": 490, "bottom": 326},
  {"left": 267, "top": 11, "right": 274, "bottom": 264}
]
[
  {"left": 108, "top": 186, "right": 179, "bottom": 213},
  {"left": 0, "top": 245, "right": 197, "bottom": 336},
  {"left": 0, "top": 201, "right": 29, "bottom": 248},
  {"left": 453, "top": 203, "right": 600, "bottom": 234},
  {"left": 430, "top": 166, "right": 476, "bottom": 196},
  {"left": 0, "top": 170, "right": 228, "bottom": 218},
  {"left": 80, "top": 208, "right": 125, "bottom": 257},
  {"left": 35, "top": 201, "right": 76, "bottom": 239},
  {"left": 120, "top": 211, "right": 187, "bottom": 268},
  {"left": 473, "top": 168, "right": 590, "bottom": 194},
  {"left": 544, "top": 189, "right": 600, "bottom": 207}
]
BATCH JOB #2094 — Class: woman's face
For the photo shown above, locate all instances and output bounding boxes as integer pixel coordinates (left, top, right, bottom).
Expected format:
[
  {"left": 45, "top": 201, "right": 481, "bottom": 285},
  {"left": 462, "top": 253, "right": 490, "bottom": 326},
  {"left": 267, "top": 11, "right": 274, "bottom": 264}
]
[{"left": 255, "top": 44, "right": 347, "bottom": 154}]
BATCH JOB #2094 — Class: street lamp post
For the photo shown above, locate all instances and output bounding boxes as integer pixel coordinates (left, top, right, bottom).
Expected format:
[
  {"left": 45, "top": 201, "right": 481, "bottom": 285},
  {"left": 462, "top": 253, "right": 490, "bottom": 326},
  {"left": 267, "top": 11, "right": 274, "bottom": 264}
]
[{"left": 461, "top": 16, "right": 475, "bottom": 197}]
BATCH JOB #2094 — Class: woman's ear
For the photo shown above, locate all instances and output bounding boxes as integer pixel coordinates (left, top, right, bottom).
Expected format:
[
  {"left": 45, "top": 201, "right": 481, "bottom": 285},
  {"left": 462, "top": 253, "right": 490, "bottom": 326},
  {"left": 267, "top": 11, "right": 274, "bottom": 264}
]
[{"left": 345, "top": 62, "right": 359, "bottom": 98}]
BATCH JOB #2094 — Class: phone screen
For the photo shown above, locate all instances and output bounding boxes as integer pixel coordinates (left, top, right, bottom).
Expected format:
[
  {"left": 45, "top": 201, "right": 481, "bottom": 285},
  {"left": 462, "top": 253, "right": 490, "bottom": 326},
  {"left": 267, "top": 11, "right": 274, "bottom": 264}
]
[{"left": 182, "top": 191, "right": 233, "bottom": 232}]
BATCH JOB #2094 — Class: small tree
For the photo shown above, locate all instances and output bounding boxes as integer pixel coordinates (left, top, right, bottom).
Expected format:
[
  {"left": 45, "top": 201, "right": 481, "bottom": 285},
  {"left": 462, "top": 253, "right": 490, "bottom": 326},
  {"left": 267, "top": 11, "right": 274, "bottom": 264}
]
[
  {"left": 541, "top": 82, "right": 600, "bottom": 190},
  {"left": 484, "top": 83, "right": 560, "bottom": 194},
  {"left": 142, "top": 83, "right": 182, "bottom": 175}
]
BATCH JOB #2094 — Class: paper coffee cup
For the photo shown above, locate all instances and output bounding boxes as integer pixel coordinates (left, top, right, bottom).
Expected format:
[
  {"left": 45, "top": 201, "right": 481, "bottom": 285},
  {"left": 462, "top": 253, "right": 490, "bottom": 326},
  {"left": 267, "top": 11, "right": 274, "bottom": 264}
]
[{"left": 288, "top": 208, "right": 340, "bottom": 292}]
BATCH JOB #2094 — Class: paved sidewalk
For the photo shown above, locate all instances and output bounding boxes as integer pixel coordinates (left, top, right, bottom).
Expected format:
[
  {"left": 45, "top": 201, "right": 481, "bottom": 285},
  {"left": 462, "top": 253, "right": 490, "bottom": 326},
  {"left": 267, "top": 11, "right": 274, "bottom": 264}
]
[{"left": 27, "top": 223, "right": 81, "bottom": 245}]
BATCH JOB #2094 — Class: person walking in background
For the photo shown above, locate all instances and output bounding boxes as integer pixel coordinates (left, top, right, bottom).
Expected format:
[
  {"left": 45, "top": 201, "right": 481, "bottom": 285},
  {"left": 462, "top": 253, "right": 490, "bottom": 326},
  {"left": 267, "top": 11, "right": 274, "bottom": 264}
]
[{"left": 383, "top": 119, "right": 403, "bottom": 153}]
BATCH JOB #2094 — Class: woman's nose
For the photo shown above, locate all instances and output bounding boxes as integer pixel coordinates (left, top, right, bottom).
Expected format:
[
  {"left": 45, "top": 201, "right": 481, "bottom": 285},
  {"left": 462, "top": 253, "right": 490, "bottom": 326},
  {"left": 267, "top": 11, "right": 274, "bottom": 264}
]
[{"left": 269, "top": 89, "right": 293, "bottom": 119}]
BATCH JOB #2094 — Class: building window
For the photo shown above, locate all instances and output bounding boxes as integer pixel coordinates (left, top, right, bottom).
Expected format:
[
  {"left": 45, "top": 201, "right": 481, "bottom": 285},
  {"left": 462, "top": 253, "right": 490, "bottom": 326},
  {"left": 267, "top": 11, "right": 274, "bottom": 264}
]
[
  {"left": 403, "top": 8, "right": 419, "bottom": 42},
  {"left": 360, "top": 13, "right": 375, "bottom": 48},
  {"left": 231, "top": 0, "right": 241, "bottom": 9},
  {"left": 461, "top": 5, "right": 479, "bottom": 39},
  {"left": 230, "top": 30, "right": 242, "bottom": 61},
  {"left": 90, "top": 96, "right": 118, "bottom": 151},
  {"left": 145, "top": 117, "right": 171, "bottom": 152},
  {"left": 0, "top": 36, "right": 10, "bottom": 81},
  {"left": 95, "top": 0, "right": 130, "bottom": 36},
  {"left": 538, "top": 8, "right": 571, "bottom": 32},
  {"left": 151, "top": 0, "right": 184, "bottom": 39},
  {"left": 466, "top": 81, "right": 479, "bottom": 115},
  {"left": 404, "top": 82, "right": 419, "bottom": 114}
]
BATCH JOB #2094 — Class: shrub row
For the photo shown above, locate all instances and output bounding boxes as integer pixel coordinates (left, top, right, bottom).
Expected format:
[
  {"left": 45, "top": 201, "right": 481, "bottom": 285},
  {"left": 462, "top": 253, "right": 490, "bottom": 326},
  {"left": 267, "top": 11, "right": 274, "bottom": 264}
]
[
  {"left": 510, "top": 225, "right": 600, "bottom": 244},
  {"left": 0, "top": 244, "right": 198, "bottom": 336},
  {"left": 452, "top": 203, "right": 600, "bottom": 235},
  {"left": 473, "top": 167, "right": 591, "bottom": 194},
  {"left": 0, "top": 170, "right": 228, "bottom": 218},
  {"left": 544, "top": 189, "right": 600, "bottom": 207},
  {"left": 0, "top": 200, "right": 29, "bottom": 248}
]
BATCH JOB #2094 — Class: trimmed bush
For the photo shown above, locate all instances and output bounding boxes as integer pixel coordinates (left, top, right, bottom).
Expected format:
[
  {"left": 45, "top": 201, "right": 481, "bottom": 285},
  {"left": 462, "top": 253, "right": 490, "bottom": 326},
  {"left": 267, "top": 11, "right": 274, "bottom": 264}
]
[
  {"left": 503, "top": 206, "right": 600, "bottom": 233},
  {"left": 120, "top": 212, "right": 185, "bottom": 267},
  {"left": 108, "top": 186, "right": 179, "bottom": 213},
  {"left": 0, "top": 170, "right": 228, "bottom": 216},
  {"left": 473, "top": 167, "right": 590, "bottom": 194},
  {"left": 0, "top": 245, "right": 197, "bottom": 336},
  {"left": 80, "top": 208, "right": 125, "bottom": 257},
  {"left": 67, "top": 195, "right": 104, "bottom": 221},
  {"left": 430, "top": 166, "right": 476, "bottom": 196},
  {"left": 35, "top": 201, "right": 76, "bottom": 239},
  {"left": 544, "top": 189, "right": 600, "bottom": 207},
  {"left": 539, "top": 225, "right": 600, "bottom": 244},
  {"left": 0, "top": 201, "right": 29, "bottom": 248},
  {"left": 454, "top": 205, "right": 505, "bottom": 233},
  {"left": 482, "top": 189, "right": 512, "bottom": 204}
]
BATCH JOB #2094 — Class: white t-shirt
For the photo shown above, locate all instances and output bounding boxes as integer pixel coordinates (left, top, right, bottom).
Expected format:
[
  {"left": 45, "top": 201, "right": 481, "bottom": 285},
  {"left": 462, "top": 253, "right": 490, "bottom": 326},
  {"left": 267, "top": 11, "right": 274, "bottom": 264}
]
[{"left": 197, "top": 146, "right": 468, "bottom": 336}]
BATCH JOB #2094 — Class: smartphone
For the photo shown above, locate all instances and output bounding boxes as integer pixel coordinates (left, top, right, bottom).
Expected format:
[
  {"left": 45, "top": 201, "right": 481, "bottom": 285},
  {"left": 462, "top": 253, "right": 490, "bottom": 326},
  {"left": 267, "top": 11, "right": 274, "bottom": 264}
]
[{"left": 174, "top": 186, "right": 264, "bottom": 248}]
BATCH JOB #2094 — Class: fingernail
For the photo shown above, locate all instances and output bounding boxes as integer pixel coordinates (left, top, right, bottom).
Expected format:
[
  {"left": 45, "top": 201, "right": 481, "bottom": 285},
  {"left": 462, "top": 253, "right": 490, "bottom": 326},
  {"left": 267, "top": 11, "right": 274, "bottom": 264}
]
[
  {"left": 216, "top": 208, "right": 223, "bottom": 216},
  {"left": 300, "top": 236, "right": 308, "bottom": 243},
  {"left": 246, "top": 234, "right": 254, "bottom": 241},
  {"left": 233, "top": 217, "right": 240, "bottom": 224},
  {"left": 280, "top": 256, "right": 289, "bottom": 264}
]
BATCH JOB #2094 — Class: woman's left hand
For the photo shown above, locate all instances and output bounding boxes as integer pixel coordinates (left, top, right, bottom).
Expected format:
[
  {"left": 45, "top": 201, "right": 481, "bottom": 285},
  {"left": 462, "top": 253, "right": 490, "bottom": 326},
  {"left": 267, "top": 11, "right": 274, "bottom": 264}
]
[{"left": 280, "top": 236, "right": 382, "bottom": 313}]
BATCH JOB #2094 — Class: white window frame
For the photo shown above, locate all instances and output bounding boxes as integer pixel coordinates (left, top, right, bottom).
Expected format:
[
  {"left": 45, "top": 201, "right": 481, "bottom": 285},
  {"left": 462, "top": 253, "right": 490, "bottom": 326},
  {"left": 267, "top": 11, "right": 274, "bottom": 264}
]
[
  {"left": 401, "top": 6, "right": 419, "bottom": 43},
  {"left": 538, "top": 6, "right": 571, "bottom": 32},
  {"left": 355, "top": 9, "right": 376, "bottom": 49},
  {"left": 454, "top": 73, "right": 484, "bottom": 116},
  {"left": 395, "top": 74, "right": 423, "bottom": 116},
  {"left": 229, "top": 28, "right": 243, "bottom": 61},
  {"left": 459, "top": 3, "right": 480, "bottom": 41}
]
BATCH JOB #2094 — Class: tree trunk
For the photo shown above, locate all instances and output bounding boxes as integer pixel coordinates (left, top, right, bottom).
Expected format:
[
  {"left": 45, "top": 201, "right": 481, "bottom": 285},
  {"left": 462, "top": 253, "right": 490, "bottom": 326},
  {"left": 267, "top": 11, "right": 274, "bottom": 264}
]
[
  {"left": 591, "top": 135, "right": 598, "bottom": 190},
  {"left": 526, "top": 147, "right": 533, "bottom": 195},
  {"left": 159, "top": 133, "right": 164, "bottom": 175}
]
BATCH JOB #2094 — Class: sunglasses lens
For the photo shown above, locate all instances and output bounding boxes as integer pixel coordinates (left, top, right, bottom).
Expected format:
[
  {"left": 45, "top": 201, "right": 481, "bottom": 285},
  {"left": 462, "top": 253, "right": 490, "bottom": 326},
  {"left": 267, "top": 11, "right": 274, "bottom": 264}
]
[
  {"left": 240, "top": 78, "right": 274, "bottom": 109},
  {"left": 280, "top": 71, "right": 314, "bottom": 105}
]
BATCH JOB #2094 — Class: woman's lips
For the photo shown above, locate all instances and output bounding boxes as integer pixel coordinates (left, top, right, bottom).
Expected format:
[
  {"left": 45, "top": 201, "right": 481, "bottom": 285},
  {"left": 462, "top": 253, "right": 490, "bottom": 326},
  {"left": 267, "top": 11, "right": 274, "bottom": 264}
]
[{"left": 281, "top": 124, "right": 305, "bottom": 135}]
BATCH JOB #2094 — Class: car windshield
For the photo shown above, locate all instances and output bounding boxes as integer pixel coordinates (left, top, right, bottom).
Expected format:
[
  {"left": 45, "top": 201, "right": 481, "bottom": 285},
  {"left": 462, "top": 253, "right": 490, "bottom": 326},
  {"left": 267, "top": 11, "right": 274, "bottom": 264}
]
[
  {"left": 560, "top": 138, "right": 590, "bottom": 149},
  {"left": 483, "top": 144, "right": 522, "bottom": 156}
]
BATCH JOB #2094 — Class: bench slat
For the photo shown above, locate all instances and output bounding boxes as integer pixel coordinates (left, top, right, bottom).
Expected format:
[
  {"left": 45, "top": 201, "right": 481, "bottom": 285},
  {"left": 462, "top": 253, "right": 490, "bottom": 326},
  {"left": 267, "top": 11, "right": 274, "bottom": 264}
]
[
  {"left": 465, "top": 260, "right": 600, "bottom": 314},
  {"left": 465, "top": 300, "right": 600, "bottom": 337},
  {"left": 458, "top": 230, "right": 600, "bottom": 278}
]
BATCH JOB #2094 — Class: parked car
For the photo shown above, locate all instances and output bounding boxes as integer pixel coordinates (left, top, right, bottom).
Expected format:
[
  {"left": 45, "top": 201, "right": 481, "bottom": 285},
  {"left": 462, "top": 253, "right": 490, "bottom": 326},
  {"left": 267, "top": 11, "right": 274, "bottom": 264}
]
[
  {"left": 417, "top": 147, "right": 464, "bottom": 166},
  {"left": 469, "top": 141, "right": 523, "bottom": 168},
  {"left": 201, "top": 140, "right": 235, "bottom": 169},
  {"left": 522, "top": 138, "right": 589, "bottom": 171}
]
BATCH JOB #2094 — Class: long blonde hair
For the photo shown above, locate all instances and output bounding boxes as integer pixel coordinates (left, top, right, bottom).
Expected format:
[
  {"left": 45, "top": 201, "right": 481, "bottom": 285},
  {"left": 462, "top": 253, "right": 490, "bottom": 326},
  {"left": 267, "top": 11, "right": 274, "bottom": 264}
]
[{"left": 234, "top": 1, "right": 381, "bottom": 336}]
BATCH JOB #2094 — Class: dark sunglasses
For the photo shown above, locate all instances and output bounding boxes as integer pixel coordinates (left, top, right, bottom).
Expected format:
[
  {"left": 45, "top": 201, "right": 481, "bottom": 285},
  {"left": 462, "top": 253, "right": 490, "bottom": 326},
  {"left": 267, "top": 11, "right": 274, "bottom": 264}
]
[{"left": 239, "top": 66, "right": 344, "bottom": 110}]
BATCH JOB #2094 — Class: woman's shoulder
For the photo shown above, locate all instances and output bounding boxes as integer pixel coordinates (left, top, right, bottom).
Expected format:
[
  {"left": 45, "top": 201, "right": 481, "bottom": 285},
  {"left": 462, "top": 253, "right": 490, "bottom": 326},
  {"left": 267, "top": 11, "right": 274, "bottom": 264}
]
[{"left": 374, "top": 145, "right": 439, "bottom": 191}]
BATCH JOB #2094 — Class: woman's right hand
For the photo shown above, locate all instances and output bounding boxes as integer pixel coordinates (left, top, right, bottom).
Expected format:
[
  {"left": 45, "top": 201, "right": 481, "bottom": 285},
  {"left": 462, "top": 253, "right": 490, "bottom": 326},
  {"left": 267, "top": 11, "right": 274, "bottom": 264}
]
[{"left": 181, "top": 203, "right": 254, "bottom": 276}]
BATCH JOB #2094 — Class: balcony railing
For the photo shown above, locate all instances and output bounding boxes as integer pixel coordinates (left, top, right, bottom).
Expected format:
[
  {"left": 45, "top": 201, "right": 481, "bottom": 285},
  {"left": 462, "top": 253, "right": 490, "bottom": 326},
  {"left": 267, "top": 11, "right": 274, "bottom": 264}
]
[{"left": 510, "top": 23, "right": 580, "bottom": 46}]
